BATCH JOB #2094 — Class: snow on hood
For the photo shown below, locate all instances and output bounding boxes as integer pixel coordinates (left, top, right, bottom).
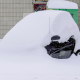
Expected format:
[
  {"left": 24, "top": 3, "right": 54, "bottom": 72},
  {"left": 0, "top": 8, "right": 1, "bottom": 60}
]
[
  {"left": 0, "top": 10, "right": 80, "bottom": 53},
  {"left": 47, "top": 0, "right": 78, "bottom": 9}
]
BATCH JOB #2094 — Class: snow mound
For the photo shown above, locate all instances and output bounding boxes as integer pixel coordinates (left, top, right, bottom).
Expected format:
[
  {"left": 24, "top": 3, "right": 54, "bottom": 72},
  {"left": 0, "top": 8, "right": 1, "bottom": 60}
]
[
  {"left": 0, "top": 10, "right": 80, "bottom": 53},
  {"left": 47, "top": 0, "right": 78, "bottom": 9},
  {"left": 0, "top": 10, "right": 80, "bottom": 80},
  {"left": 0, "top": 48, "right": 80, "bottom": 80}
]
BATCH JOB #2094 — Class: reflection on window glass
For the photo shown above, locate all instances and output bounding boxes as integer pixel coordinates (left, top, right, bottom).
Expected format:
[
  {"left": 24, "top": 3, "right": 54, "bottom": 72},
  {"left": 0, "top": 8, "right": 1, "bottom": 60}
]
[{"left": 34, "top": 4, "right": 46, "bottom": 11}]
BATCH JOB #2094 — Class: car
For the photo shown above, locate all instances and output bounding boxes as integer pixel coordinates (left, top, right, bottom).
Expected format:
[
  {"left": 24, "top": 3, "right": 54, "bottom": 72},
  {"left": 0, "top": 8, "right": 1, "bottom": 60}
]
[
  {"left": 0, "top": 10, "right": 80, "bottom": 80},
  {"left": 0, "top": 10, "right": 80, "bottom": 58}
]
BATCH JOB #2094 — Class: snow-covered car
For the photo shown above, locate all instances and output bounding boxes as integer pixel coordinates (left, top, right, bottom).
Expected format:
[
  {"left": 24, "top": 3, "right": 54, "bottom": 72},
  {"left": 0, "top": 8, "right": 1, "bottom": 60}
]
[
  {"left": 0, "top": 10, "right": 80, "bottom": 59},
  {"left": 0, "top": 10, "right": 80, "bottom": 80}
]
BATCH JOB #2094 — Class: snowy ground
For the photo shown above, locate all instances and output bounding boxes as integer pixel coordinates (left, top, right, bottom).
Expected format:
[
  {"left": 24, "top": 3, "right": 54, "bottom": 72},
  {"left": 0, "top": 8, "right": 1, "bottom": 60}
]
[
  {"left": 0, "top": 45, "right": 80, "bottom": 80},
  {"left": 0, "top": 75, "right": 80, "bottom": 80},
  {"left": 0, "top": 39, "right": 80, "bottom": 80},
  {"left": 0, "top": 39, "right": 2, "bottom": 42}
]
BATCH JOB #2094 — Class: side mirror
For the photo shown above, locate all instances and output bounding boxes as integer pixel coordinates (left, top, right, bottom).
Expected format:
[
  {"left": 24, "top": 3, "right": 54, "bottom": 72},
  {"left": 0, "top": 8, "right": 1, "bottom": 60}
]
[
  {"left": 51, "top": 35, "right": 60, "bottom": 40},
  {"left": 74, "top": 49, "right": 80, "bottom": 56}
]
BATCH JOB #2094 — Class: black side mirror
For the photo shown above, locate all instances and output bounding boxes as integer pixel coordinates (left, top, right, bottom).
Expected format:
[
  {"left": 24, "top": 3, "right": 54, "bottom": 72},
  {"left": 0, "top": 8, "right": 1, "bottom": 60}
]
[
  {"left": 74, "top": 49, "right": 80, "bottom": 56},
  {"left": 51, "top": 35, "right": 60, "bottom": 40}
]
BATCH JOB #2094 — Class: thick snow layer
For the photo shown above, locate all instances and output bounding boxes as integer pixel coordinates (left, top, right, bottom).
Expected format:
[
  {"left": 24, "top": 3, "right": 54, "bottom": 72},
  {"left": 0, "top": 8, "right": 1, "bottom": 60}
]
[
  {"left": 0, "top": 39, "right": 2, "bottom": 42},
  {"left": 0, "top": 10, "right": 80, "bottom": 52},
  {"left": 0, "top": 48, "right": 80, "bottom": 80},
  {"left": 0, "top": 10, "right": 80, "bottom": 80},
  {"left": 47, "top": 0, "right": 78, "bottom": 9}
]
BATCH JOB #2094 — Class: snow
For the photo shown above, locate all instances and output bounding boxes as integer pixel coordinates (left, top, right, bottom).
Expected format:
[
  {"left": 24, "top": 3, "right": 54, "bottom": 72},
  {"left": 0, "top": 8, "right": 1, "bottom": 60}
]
[
  {"left": 47, "top": 0, "right": 78, "bottom": 9},
  {"left": 0, "top": 10, "right": 80, "bottom": 80},
  {"left": 0, "top": 48, "right": 80, "bottom": 80},
  {"left": 0, "top": 39, "right": 2, "bottom": 42},
  {"left": 0, "top": 10, "right": 80, "bottom": 52}
]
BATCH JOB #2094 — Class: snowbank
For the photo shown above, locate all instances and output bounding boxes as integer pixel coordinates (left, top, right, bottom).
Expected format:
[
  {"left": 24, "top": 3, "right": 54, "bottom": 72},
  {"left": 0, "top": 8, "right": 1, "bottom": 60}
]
[
  {"left": 0, "top": 10, "right": 80, "bottom": 52},
  {"left": 0, "top": 48, "right": 80, "bottom": 80},
  {"left": 0, "top": 10, "right": 80, "bottom": 80},
  {"left": 0, "top": 39, "right": 2, "bottom": 42},
  {"left": 47, "top": 0, "right": 78, "bottom": 9}
]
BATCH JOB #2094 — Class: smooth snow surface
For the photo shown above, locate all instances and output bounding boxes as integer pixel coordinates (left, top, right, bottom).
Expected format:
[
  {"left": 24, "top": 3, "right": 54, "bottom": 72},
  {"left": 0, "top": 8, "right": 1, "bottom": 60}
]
[
  {"left": 0, "top": 48, "right": 80, "bottom": 80},
  {"left": 47, "top": 0, "right": 78, "bottom": 9},
  {"left": 0, "top": 39, "right": 2, "bottom": 42},
  {"left": 0, "top": 10, "right": 80, "bottom": 80},
  {"left": 0, "top": 10, "right": 80, "bottom": 52}
]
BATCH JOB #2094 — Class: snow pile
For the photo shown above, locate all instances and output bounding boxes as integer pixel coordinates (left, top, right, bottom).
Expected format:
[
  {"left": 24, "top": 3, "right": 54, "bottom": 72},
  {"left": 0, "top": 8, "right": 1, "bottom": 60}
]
[
  {"left": 0, "top": 10, "right": 80, "bottom": 52},
  {"left": 0, "top": 48, "right": 80, "bottom": 80},
  {"left": 0, "top": 39, "right": 2, "bottom": 42},
  {"left": 0, "top": 10, "right": 80, "bottom": 80},
  {"left": 47, "top": 0, "right": 78, "bottom": 9}
]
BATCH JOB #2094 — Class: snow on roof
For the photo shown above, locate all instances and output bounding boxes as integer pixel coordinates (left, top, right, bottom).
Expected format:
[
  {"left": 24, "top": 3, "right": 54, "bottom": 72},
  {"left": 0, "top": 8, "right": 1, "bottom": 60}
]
[
  {"left": 47, "top": 0, "right": 78, "bottom": 9},
  {"left": 0, "top": 10, "right": 80, "bottom": 53}
]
